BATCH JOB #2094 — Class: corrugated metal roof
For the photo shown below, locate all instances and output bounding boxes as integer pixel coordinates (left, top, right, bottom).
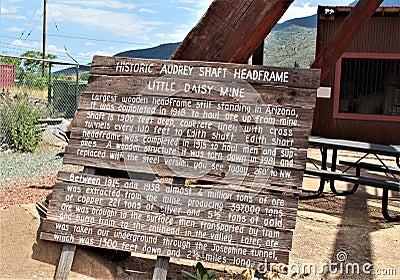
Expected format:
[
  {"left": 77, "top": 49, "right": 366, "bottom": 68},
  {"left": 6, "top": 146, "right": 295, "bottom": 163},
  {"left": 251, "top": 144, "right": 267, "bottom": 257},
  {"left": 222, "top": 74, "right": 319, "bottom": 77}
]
[{"left": 318, "top": 6, "right": 400, "bottom": 20}]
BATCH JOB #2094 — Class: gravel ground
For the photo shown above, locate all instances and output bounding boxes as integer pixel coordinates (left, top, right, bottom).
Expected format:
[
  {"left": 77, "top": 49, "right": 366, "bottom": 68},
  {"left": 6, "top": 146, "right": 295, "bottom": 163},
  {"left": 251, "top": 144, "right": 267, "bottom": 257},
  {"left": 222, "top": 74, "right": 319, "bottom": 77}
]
[
  {"left": 0, "top": 144, "right": 83, "bottom": 207},
  {"left": 0, "top": 145, "right": 64, "bottom": 187}
]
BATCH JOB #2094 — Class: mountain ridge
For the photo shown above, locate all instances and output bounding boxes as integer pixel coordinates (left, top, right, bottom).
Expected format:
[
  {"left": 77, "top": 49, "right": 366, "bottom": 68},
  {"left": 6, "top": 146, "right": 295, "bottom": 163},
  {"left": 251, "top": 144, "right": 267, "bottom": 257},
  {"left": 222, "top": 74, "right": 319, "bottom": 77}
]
[
  {"left": 272, "top": 14, "right": 316, "bottom": 31},
  {"left": 115, "top": 43, "right": 180, "bottom": 60},
  {"left": 112, "top": 0, "right": 399, "bottom": 67}
]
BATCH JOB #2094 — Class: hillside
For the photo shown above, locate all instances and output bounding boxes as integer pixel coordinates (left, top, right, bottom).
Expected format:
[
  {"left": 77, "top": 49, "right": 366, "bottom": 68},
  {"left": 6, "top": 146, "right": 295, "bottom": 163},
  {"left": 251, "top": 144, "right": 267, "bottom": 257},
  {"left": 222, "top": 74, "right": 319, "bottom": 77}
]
[
  {"left": 115, "top": 43, "right": 180, "bottom": 60},
  {"left": 263, "top": 25, "right": 316, "bottom": 68},
  {"left": 114, "top": 19, "right": 317, "bottom": 69},
  {"left": 273, "top": 14, "right": 316, "bottom": 31}
]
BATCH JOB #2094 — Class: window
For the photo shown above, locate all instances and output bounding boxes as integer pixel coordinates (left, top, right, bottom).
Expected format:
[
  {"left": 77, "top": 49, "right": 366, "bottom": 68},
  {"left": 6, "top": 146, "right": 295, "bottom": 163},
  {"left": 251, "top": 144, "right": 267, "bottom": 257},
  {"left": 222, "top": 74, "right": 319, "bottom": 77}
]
[{"left": 334, "top": 53, "right": 400, "bottom": 121}]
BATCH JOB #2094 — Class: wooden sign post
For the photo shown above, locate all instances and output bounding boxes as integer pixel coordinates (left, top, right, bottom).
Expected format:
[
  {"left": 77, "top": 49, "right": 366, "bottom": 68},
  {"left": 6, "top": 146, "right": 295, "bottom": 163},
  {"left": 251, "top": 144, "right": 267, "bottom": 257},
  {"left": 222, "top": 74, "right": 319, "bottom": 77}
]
[{"left": 40, "top": 56, "right": 319, "bottom": 279}]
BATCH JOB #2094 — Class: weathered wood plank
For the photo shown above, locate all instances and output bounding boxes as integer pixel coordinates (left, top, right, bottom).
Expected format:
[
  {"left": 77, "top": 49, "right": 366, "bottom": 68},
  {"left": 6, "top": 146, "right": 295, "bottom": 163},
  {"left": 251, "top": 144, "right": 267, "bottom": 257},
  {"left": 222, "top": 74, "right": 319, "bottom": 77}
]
[
  {"left": 55, "top": 172, "right": 299, "bottom": 210},
  {"left": 65, "top": 140, "right": 308, "bottom": 186},
  {"left": 62, "top": 148, "right": 305, "bottom": 190},
  {"left": 71, "top": 108, "right": 312, "bottom": 137},
  {"left": 45, "top": 206, "right": 298, "bottom": 240},
  {"left": 55, "top": 170, "right": 300, "bottom": 208},
  {"left": 55, "top": 171, "right": 299, "bottom": 204},
  {"left": 70, "top": 123, "right": 311, "bottom": 151},
  {"left": 67, "top": 137, "right": 308, "bottom": 170},
  {"left": 85, "top": 76, "right": 317, "bottom": 109},
  {"left": 70, "top": 124, "right": 308, "bottom": 153},
  {"left": 41, "top": 216, "right": 296, "bottom": 246},
  {"left": 153, "top": 256, "right": 169, "bottom": 280},
  {"left": 78, "top": 93, "right": 315, "bottom": 124},
  {"left": 54, "top": 244, "right": 76, "bottom": 280},
  {"left": 89, "top": 56, "right": 320, "bottom": 89},
  {"left": 40, "top": 228, "right": 291, "bottom": 267},
  {"left": 50, "top": 176, "right": 301, "bottom": 209},
  {"left": 47, "top": 186, "right": 299, "bottom": 230},
  {"left": 170, "top": 0, "right": 294, "bottom": 63}
]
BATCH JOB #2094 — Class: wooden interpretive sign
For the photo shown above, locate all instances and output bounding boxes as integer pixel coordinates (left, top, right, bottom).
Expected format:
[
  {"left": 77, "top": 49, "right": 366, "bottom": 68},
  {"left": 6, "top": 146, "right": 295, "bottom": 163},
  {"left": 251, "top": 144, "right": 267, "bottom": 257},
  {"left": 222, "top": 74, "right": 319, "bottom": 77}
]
[{"left": 40, "top": 56, "right": 319, "bottom": 270}]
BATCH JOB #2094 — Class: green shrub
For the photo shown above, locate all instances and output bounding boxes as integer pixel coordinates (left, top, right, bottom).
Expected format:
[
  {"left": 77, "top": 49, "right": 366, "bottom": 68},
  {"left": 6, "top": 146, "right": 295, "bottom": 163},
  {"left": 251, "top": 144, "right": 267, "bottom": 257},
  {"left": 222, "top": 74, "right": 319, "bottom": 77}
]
[
  {"left": 80, "top": 72, "right": 90, "bottom": 81},
  {"left": 181, "top": 262, "right": 217, "bottom": 280},
  {"left": 0, "top": 95, "right": 44, "bottom": 152},
  {"left": 22, "top": 72, "right": 48, "bottom": 91}
]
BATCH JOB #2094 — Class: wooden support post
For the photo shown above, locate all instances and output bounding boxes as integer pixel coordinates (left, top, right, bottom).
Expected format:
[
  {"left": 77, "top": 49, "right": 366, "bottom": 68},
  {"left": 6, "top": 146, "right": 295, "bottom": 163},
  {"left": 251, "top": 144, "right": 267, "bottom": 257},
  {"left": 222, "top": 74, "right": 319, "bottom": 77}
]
[
  {"left": 54, "top": 244, "right": 76, "bottom": 280},
  {"left": 152, "top": 177, "right": 185, "bottom": 280},
  {"left": 311, "top": 0, "right": 384, "bottom": 81},
  {"left": 53, "top": 167, "right": 96, "bottom": 280},
  {"left": 171, "top": 0, "right": 293, "bottom": 63},
  {"left": 153, "top": 256, "right": 170, "bottom": 280}
]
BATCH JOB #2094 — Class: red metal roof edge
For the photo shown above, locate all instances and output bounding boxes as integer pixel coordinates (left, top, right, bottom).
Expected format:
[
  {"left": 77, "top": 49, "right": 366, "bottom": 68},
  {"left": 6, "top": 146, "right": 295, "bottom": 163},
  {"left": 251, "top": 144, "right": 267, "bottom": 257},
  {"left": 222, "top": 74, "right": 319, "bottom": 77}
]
[{"left": 318, "top": 5, "right": 400, "bottom": 13}]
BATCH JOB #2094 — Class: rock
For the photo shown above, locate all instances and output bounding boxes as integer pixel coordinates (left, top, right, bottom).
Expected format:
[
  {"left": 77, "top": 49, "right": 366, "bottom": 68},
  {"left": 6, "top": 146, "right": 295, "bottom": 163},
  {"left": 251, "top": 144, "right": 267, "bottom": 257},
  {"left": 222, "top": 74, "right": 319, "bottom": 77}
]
[{"left": 41, "top": 119, "right": 71, "bottom": 147}]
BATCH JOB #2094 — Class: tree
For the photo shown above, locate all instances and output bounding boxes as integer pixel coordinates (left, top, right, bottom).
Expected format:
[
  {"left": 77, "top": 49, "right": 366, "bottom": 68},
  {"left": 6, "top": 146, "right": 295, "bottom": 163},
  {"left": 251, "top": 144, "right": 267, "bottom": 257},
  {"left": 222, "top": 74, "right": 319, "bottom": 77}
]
[
  {"left": 10, "top": 51, "right": 58, "bottom": 90},
  {"left": 0, "top": 53, "right": 21, "bottom": 68},
  {"left": 20, "top": 51, "right": 57, "bottom": 74}
]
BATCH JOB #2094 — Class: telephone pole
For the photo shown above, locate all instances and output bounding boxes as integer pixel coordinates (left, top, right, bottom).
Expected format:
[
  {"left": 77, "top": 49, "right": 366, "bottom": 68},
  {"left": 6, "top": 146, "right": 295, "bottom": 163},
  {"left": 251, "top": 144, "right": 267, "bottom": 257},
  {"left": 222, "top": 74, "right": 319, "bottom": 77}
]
[{"left": 42, "top": 0, "right": 47, "bottom": 77}]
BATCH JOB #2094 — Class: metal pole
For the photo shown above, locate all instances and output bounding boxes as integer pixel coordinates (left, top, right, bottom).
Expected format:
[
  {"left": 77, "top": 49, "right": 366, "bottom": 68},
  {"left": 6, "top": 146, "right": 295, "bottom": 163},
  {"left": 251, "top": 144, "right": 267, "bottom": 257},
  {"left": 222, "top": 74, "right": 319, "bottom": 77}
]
[
  {"left": 75, "top": 65, "right": 79, "bottom": 114},
  {"left": 48, "top": 62, "right": 52, "bottom": 114},
  {"left": 42, "top": 0, "right": 47, "bottom": 77}
]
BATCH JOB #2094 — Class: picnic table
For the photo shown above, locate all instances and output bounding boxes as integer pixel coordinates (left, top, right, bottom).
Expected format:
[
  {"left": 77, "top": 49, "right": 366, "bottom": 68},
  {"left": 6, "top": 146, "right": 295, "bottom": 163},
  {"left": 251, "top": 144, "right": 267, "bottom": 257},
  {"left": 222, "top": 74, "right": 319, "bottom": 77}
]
[{"left": 302, "top": 136, "right": 400, "bottom": 222}]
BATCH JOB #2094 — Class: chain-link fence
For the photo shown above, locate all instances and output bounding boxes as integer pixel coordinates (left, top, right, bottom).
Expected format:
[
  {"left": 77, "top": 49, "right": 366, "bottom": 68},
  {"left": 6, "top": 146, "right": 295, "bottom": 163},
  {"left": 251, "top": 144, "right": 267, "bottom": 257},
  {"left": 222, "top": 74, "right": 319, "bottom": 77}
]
[{"left": 0, "top": 54, "right": 88, "bottom": 148}]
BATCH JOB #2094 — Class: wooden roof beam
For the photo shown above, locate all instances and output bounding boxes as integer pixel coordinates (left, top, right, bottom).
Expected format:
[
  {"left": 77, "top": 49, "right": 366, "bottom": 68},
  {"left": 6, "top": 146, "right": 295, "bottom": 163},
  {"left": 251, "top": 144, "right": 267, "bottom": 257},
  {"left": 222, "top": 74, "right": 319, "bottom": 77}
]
[
  {"left": 171, "top": 0, "right": 294, "bottom": 63},
  {"left": 311, "top": 0, "right": 384, "bottom": 82}
]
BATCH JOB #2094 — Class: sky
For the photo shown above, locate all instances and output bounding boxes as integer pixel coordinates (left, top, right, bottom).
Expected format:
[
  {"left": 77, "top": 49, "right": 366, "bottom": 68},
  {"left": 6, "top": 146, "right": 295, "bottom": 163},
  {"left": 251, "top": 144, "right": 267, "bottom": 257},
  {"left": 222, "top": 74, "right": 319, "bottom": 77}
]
[{"left": 0, "top": 0, "right": 373, "bottom": 65}]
